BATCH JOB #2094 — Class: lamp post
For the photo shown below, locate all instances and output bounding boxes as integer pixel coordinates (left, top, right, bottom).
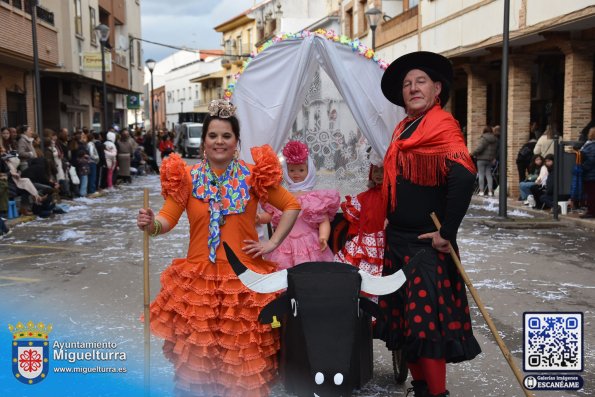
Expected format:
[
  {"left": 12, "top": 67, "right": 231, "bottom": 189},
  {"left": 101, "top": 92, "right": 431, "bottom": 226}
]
[
  {"left": 94, "top": 24, "right": 110, "bottom": 133},
  {"left": 30, "top": 0, "right": 43, "bottom": 150},
  {"left": 145, "top": 59, "right": 157, "bottom": 160},
  {"left": 365, "top": 7, "right": 383, "bottom": 51},
  {"left": 498, "top": 0, "right": 510, "bottom": 218}
]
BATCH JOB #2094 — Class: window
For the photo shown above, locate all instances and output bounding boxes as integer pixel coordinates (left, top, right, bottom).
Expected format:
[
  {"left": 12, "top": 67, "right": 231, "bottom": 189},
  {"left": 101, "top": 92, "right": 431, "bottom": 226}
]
[
  {"left": 137, "top": 41, "right": 142, "bottom": 69},
  {"left": 358, "top": 0, "right": 368, "bottom": 35},
  {"left": 246, "top": 28, "right": 252, "bottom": 53},
  {"left": 237, "top": 35, "right": 242, "bottom": 56},
  {"left": 195, "top": 86, "right": 198, "bottom": 100},
  {"left": 89, "top": 7, "right": 97, "bottom": 45},
  {"left": 345, "top": 7, "right": 354, "bottom": 38},
  {"left": 129, "top": 36, "right": 135, "bottom": 66},
  {"left": 182, "top": 88, "right": 186, "bottom": 100},
  {"left": 74, "top": 0, "right": 82, "bottom": 36}
]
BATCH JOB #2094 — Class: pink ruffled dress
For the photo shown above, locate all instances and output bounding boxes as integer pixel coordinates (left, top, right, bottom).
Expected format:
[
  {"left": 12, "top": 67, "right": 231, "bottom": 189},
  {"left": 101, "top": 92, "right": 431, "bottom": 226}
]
[{"left": 265, "top": 190, "right": 340, "bottom": 269}]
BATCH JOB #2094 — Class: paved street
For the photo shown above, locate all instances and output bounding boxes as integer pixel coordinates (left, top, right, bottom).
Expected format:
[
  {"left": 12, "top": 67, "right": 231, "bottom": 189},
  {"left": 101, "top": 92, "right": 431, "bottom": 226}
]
[{"left": 1, "top": 172, "right": 593, "bottom": 397}]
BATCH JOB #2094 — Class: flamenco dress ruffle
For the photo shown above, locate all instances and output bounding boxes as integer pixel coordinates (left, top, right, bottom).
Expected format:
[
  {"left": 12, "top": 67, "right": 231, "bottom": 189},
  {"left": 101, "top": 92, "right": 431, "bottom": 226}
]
[{"left": 150, "top": 258, "right": 279, "bottom": 397}]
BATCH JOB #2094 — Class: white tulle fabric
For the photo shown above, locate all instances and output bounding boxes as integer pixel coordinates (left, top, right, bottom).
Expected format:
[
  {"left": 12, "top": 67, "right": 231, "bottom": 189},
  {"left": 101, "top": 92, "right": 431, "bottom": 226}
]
[{"left": 231, "top": 35, "right": 405, "bottom": 162}]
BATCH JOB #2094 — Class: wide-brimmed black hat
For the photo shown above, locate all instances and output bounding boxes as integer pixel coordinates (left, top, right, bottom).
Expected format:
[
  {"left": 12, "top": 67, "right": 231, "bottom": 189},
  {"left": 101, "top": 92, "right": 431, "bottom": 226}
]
[{"left": 381, "top": 51, "right": 453, "bottom": 107}]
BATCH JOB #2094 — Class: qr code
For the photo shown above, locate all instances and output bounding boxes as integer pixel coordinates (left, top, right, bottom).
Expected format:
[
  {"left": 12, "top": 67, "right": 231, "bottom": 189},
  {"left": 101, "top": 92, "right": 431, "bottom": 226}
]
[{"left": 524, "top": 312, "right": 583, "bottom": 371}]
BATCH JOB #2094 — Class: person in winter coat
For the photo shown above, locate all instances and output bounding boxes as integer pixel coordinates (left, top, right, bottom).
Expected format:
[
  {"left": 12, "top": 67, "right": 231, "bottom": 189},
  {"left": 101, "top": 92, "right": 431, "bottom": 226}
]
[
  {"left": 103, "top": 131, "right": 118, "bottom": 189},
  {"left": 530, "top": 154, "right": 555, "bottom": 210},
  {"left": 472, "top": 126, "right": 499, "bottom": 196},
  {"left": 534, "top": 124, "right": 556, "bottom": 157},
  {"left": 104, "top": 132, "right": 118, "bottom": 189},
  {"left": 86, "top": 131, "right": 100, "bottom": 194},
  {"left": 580, "top": 127, "right": 595, "bottom": 218},
  {"left": 515, "top": 122, "right": 539, "bottom": 186},
  {"left": 94, "top": 131, "right": 107, "bottom": 190},
  {"left": 116, "top": 129, "right": 135, "bottom": 183},
  {"left": 17, "top": 125, "right": 37, "bottom": 172}
]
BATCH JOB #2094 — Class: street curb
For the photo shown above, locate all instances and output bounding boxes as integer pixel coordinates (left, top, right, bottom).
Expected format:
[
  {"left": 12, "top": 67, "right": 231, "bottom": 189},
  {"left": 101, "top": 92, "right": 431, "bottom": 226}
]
[
  {"left": 471, "top": 196, "right": 595, "bottom": 231},
  {"left": 4, "top": 190, "right": 111, "bottom": 229}
]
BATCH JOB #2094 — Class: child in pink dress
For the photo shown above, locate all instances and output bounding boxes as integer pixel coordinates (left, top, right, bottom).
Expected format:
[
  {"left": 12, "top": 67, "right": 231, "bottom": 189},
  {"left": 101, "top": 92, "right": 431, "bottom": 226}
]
[
  {"left": 335, "top": 150, "right": 385, "bottom": 282},
  {"left": 260, "top": 140, "right": 340, "bottom": 270}
]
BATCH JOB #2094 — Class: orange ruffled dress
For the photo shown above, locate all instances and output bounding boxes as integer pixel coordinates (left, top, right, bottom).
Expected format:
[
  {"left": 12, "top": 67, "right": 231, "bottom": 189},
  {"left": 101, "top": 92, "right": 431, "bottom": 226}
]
[{"left": 151, "top": 148, "right": 299, "bottom": 397}]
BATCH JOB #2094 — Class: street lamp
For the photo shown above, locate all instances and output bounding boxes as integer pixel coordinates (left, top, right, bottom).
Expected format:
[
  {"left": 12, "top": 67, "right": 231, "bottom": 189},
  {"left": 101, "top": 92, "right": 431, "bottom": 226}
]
[
  {"left": 145, "top": 59, "right": 157, "bottom": 160},
  {"left": 30, "top": 0, "right": 44, "bottom": 150},
  {"left": 94, "top": 24, "right": 110, "bottom": 133},
  {"left": 365, "top": 7, "right": 383, "bottom": 51}
]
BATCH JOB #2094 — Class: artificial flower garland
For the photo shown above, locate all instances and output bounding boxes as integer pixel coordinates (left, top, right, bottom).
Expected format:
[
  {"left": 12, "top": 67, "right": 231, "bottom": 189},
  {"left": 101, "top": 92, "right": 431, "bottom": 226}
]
[{"left": 224, "top": 28, "right": 389, "bottom": 100}]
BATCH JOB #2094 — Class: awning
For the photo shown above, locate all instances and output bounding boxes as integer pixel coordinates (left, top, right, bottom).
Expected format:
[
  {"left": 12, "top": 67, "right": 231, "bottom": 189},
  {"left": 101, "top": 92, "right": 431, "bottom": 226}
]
[{"left": 190, "top": 69, "right": 227, "bottom": 83}]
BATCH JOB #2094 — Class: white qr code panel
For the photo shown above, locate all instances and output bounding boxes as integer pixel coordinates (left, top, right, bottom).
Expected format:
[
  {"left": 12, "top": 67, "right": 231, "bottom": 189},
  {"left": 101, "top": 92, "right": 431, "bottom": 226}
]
[{"left": 524, "top": 312, "right": 583, "bottom": 372}]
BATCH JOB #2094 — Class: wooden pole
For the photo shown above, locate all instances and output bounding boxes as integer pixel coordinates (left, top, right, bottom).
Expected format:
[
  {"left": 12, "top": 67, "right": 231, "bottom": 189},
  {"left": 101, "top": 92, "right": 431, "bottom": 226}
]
[
  {"left": 430, "top": 212, "right": 533, "bottom": 397},
  {"left": 143, "top": 188, "right": 150, "bottom": 397}
]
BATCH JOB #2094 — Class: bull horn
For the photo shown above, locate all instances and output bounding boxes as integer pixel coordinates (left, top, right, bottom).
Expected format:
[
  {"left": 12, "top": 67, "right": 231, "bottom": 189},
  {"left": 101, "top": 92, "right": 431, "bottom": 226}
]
[
  {"left": 359, "top": 269, "right": 406, "bottom": 295},
  {"left": 223, "top": 242, "right": 288, "bottom": 293}
]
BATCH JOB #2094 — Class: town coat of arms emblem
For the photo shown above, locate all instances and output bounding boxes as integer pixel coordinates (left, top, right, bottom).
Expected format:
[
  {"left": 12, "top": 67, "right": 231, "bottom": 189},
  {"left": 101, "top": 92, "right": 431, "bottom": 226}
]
[{"left": 9, "top": 321, "right": 52, "bottom": 385}]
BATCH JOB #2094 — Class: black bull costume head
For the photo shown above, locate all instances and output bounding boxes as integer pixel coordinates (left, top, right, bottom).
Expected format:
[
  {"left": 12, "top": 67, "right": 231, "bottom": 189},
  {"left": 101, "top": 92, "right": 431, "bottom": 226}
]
[{"left": 223, "top": 243, "right": 406, "bottom": 397}]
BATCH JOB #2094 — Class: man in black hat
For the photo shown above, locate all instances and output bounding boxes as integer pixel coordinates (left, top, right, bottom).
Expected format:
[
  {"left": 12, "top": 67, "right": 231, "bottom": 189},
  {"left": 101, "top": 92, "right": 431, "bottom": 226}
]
[{"left": 378, "top": 51, "right": 481, "bottom": 397}]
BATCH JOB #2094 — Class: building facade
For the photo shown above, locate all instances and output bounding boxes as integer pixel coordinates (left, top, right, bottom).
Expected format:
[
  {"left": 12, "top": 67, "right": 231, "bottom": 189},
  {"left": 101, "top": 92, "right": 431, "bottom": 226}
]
[
  {"left": 341, "top": 0, "right": 595, "bottom": 197},
  {"left": 46, "top": 0, "right": 144, "bottom": 132},
  {"left": 144, "top": 50, "right": 223, "bottom": 133},
  {"left": 0, "top": 0, "right": 59, "bottom": 130},
  {"left": 0, "top": 0, "right": 143, "bottom": 133}
]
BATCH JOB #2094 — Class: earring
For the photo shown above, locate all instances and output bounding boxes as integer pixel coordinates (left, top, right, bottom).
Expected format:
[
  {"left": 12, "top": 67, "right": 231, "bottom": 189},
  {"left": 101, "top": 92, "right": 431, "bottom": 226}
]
[
  {"left": 203, "top": 150, "right": 207, "bottom": 160},
  {"left": 233, "top": 149, "right": 239, "bottom": 160},
  {"left": 435, "top": 96, "right": 441, "bottom": 106}
]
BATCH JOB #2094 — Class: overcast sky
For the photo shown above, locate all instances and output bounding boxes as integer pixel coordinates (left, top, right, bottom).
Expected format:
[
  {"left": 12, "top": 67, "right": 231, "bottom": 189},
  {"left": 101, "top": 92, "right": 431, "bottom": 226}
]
[{"left": 141, "top": 0, "right": 255, "bottom": 62}]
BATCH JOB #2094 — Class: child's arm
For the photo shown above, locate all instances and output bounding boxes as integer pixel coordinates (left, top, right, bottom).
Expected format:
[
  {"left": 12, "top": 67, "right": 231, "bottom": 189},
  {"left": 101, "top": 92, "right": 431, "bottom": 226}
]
[
  {"left": 318, "top": 216, "right": 331, "bottom": 251},
  {"left": 255, "top": 211, "right": 273, "bottom": 225}
]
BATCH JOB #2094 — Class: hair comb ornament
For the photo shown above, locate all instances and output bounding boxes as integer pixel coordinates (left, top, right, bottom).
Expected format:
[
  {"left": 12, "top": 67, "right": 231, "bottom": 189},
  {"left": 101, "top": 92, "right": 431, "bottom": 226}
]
[
  {"left": 208, "top": 99, "right": 237, "bottom": 119},
  {"left": 282, "top": 140, "right": 309, "bottom": 164}
]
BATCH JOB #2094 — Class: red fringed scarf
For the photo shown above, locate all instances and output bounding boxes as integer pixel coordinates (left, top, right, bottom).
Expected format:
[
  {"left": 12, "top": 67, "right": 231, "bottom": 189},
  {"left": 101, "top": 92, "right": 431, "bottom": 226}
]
[{"left": 382, "top": 104, "right": 476, "bottom": 211}]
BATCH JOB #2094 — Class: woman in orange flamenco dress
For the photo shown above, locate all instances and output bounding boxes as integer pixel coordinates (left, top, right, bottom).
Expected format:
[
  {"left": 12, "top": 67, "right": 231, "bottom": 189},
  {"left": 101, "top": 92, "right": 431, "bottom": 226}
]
[{"left": 136, "top": 99, "right": 300, "bottom": 397}]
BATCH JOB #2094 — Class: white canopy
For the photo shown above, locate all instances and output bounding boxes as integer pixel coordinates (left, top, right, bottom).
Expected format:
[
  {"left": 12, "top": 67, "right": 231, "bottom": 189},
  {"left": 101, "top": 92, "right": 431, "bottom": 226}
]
[{"left": 230, "top": 34, "right": 406, "bottom": 161}]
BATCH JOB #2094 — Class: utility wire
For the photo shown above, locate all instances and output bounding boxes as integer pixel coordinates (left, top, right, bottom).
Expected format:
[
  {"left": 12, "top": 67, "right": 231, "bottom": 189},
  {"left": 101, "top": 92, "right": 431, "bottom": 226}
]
[{"left": 131, "top": 37, "right": 250, "bottom": 58}]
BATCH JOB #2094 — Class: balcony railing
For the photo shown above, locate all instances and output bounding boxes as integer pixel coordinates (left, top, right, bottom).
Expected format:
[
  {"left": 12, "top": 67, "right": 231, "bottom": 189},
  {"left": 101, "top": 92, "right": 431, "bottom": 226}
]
[{"left": 4, "top": 0, "right": 55, "bottom": 26}]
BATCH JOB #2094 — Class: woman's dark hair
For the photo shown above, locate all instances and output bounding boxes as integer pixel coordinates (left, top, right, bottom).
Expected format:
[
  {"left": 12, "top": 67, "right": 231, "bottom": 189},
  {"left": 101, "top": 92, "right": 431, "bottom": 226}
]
[
  {"left": 201, "top": 114, "right": 241, "bottom": 143},
  {"left": 544, "top": 153, "right": 555, "bottom": 162},
  {"left": 528, "top": 154, "right": 543, "bottom": 174},
  {"left": 482, "top": 126, "right": 493, "bottom": 134}
]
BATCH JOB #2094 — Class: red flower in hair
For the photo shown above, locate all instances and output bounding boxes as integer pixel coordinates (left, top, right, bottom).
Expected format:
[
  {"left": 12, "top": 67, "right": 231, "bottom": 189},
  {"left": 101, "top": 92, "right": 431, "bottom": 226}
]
[{"left": 282, "top": 140, "right": 309, "bottom": 164}]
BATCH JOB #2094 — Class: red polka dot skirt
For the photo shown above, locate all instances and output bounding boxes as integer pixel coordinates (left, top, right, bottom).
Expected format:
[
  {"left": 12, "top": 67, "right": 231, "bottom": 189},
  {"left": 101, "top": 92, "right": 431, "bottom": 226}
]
[{"left": 378, "top": 229, "right": 481, "bottom": 363}]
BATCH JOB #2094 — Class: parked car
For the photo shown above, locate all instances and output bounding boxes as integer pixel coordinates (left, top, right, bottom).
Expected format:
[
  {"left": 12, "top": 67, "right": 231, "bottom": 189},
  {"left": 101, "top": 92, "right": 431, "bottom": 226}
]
[{"left": 176, "top": 122, "right": 203, "bottom": 158}]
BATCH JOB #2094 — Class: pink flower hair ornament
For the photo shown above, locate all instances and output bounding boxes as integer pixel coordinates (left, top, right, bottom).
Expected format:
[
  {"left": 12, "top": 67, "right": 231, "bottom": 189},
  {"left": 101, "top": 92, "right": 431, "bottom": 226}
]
[{"left": 282, "top": 140, "right": 309, "bottom": 164}]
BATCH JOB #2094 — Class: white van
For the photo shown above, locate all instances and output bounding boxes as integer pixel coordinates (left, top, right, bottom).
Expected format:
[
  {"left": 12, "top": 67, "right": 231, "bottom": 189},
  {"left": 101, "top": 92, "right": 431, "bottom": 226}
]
[{"left": 176, "top": 122, "right": 203, "bottom": 158}]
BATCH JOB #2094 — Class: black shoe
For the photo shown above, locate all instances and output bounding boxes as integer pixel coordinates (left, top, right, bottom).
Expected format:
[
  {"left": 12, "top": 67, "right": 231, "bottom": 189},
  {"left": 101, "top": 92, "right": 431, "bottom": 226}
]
[
  {"left": 406, "top": 380, "right": 429, "bottom": 396},
  {"left": 579, "top": 213, "right": 595, "bottom": 219}
]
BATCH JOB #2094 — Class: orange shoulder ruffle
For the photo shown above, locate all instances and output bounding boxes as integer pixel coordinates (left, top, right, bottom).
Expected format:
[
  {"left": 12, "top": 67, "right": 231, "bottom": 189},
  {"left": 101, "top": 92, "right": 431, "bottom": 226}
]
[
  {"left": 247, "top": 145, "right": 283, "bottom": 204},
  {"left": 160, "top": 153, "right": 191, "bottom": 207}
]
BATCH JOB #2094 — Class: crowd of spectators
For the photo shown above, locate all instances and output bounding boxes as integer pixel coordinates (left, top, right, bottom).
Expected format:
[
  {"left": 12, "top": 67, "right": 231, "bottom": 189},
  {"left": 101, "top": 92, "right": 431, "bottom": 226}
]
[
  {"left": 515, "top": 121, "right": 595, "bottom": 217},
  {"left": 0, "top": 124, "right": 162, "bottom": 236}
]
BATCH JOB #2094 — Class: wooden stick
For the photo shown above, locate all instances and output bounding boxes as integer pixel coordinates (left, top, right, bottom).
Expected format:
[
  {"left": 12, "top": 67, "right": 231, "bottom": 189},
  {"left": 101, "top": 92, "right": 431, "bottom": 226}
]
[
  {"left": 143, "top": 188, "right": 151, "bottom": 397},
  {"left": 430, "top": 212, "right": 533, "bottom": 397}
]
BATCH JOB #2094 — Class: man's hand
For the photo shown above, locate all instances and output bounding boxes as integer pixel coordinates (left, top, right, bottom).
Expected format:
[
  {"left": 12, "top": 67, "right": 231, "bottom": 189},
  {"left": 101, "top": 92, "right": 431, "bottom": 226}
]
[{"left": 418, "top": 231, "right": 450, "bottom": 253}]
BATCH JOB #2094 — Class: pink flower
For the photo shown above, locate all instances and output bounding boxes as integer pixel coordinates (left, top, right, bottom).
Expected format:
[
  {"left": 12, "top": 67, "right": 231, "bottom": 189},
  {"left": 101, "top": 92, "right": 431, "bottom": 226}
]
[{"left": 282, "top": 140, "right": 309, "bottom": 164}]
